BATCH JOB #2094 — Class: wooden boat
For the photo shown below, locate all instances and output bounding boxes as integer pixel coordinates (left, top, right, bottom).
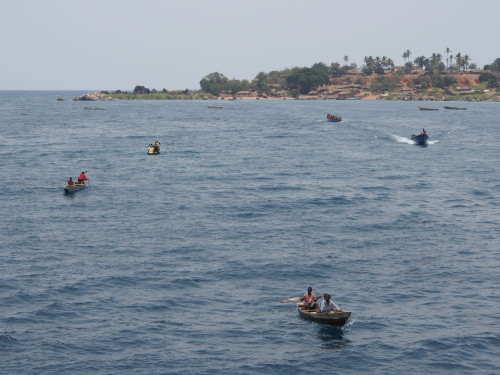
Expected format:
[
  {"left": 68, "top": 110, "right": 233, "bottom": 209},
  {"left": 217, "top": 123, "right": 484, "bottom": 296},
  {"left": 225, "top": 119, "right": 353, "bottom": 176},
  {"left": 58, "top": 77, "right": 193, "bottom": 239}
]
[
  {"left": 418, "top": 106, "right": 438, "bottom": 111},
  {"left": 63, "top": 179, "right": 89, "bottom": 193},
  {"left": 411, "top": 129, "right": 429, "bottom": 144},
  {"left": 297, "top": 303, "right": 351, "bottom": 327},
  {"left": 327, "top": 114, "right": 342, "bottom": 122},
  {"left": 444, "top": 105, "right": 466, "bottom": 110}
]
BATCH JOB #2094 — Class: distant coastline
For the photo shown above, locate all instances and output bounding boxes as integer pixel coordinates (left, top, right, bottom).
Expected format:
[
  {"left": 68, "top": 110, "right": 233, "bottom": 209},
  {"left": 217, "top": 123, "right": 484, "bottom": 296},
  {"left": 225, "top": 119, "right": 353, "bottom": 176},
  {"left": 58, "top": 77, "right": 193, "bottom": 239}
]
[{"left": 72, "top": 69, "right": 500, "bottom": 102}]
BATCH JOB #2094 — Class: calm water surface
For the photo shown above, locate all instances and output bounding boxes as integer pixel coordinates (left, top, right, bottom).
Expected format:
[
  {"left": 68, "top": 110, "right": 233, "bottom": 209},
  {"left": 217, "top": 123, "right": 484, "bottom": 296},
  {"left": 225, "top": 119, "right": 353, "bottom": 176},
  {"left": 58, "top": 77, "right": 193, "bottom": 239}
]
[{"left": 1, "top": 91, "right": 499, "bottom": 374}]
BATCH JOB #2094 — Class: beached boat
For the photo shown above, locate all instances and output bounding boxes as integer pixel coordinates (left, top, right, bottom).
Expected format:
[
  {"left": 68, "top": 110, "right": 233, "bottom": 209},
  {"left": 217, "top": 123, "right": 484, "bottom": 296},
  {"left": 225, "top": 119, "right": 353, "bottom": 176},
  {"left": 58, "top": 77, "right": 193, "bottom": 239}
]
[
  {"left": 418, "top": 106, "right": 439, "bottom": 111},
  {"left": 63, "top": 179, "right": 89, "bottom": 193},
  {"left": 444, "top": 105, "right": 467, "bottom": 110},
  {"left": 411, "top": 129, "right": 429, "bottom": 144},
  {"left": 327, "top": 114, "right": 342, "bottom": 122},
  {"left": 297, "top": 303, "right": 351, "bottom": 327}
]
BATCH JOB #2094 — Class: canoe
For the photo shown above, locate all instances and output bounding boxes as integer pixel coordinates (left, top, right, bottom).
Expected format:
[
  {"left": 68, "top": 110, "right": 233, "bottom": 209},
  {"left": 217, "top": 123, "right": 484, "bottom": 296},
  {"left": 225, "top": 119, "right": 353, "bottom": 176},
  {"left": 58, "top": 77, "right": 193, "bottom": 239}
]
[
  {"left": 327, "top": 114, "right": 342, "bottom": 122},
  {"left": 297, "top": 303, "right": 351, "bottom": 327},
  {"left": 418, "top": 106, "right": 438, "bottom": 111},
  {"left": 148, "top": 148, "right": 160, "bottom": 155},
  {"left": 444, "top": 105, "right": 467, "bottom": 110},
  {"left": 63, "top": 179, "right": 89, "bottom": 193}
]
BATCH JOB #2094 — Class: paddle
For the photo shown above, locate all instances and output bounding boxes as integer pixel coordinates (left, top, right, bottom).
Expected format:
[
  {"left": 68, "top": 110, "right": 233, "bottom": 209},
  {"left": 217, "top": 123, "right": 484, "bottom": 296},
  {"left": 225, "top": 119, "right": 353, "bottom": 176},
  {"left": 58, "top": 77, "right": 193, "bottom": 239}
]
[{"left": 280, "top": 296, "right": 322, "bottom": 303}]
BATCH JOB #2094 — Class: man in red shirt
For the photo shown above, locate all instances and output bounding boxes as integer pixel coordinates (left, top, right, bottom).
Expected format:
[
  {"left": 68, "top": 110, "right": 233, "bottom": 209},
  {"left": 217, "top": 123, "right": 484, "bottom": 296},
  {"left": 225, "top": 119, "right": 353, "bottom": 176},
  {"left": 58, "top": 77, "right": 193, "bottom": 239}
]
[
  {"left": 67, "top": 177, "right": 74, "bottom": 185},
  {"left": 301, "top": 287, "right": 320, "bottom": 310},
  {"left": 78, "top": 171, "right": 87, "bottom": 183}
]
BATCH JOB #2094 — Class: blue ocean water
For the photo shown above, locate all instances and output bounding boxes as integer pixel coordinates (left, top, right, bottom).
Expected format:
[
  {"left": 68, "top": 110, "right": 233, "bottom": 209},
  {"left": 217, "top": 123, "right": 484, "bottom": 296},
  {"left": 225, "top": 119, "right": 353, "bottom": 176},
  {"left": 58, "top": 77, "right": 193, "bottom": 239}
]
[{"left": 0, "top": 91, "right": 499, "bottom": 375}]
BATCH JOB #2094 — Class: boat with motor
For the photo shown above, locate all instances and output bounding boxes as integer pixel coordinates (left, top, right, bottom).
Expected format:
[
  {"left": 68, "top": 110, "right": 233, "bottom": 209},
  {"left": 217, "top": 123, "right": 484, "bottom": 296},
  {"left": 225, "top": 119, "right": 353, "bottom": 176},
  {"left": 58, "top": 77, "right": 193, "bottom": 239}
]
[
  {"left": 327, "top": 114, "right": 342, "bottom": 122},
  {"left": 411, "top": 129, "right": 429, "bottom": 144},
  {"left": 148, "top": 141, "right": 160, "bottom": 155},
  {"left": 297, "top": 303, "right": 351, "bottom": 326}
]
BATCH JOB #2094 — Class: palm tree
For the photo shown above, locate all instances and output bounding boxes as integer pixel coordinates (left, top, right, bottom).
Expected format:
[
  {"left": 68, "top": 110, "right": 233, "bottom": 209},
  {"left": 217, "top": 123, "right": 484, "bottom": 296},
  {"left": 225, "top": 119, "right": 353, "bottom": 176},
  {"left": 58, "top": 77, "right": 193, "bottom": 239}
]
[
  {"left": 414, "top": 56, "right": 427, "bottom": 70},
  {"left": 445, "top": 47, "right": 452, "bottom": 68},
  {"left": 455, "top": 53, "right": 463, "bottom": 71},
  {"left": 343, "top": 56, "right": 349, "bottom": 66},
  {"left": 403, "top": 50, "right": 411, "bottom": 64},
  {"left": 463, "top": 54, "right": 470, "bottom": 71}
]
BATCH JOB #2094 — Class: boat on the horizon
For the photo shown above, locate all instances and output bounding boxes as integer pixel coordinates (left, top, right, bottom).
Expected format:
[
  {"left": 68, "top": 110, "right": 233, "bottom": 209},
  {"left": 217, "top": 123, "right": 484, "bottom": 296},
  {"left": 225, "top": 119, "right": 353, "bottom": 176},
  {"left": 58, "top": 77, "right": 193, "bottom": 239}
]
[
  {"left": 207, "top": 105, "right": 224, "bottom": 109},
  {"left": 297, "top": 303, "right": 351, "bottom": 327},
  {"left": 411, "top": 129, "right": 429, "bottom": 144},
  {"left": 63, "top": 179, "right": 89, "bottom": 193},
  {"left": 327, "top": 114, "right": 342, "bottom": 122},
  {"left": 418, "top": 106, "right": 439, "bottom": 111},
  {"left": 444, "top": 105, "right": 467, "bottom": 110}
]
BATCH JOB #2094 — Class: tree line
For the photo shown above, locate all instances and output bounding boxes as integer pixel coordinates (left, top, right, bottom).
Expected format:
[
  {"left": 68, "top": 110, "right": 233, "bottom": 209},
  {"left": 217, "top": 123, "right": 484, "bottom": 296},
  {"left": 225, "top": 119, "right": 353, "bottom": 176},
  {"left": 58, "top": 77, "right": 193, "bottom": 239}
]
[{"left": 199, "top": 53, "right": 500, "bottom": 96}]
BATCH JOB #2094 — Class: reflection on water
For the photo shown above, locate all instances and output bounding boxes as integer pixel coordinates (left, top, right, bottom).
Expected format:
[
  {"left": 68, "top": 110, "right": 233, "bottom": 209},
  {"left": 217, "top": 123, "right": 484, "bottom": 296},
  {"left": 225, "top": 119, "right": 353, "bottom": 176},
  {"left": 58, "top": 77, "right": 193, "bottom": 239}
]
[{"left": 317, "top": 326, "right": 351, "bottom": 349}]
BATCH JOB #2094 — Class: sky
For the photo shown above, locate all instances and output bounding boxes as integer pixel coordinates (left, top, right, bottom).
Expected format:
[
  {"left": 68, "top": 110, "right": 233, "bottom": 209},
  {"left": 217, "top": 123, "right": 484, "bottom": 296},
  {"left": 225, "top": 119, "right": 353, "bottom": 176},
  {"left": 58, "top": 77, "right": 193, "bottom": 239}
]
[{"left": 1, "top": 0, "right": 498, "bottom": 90}]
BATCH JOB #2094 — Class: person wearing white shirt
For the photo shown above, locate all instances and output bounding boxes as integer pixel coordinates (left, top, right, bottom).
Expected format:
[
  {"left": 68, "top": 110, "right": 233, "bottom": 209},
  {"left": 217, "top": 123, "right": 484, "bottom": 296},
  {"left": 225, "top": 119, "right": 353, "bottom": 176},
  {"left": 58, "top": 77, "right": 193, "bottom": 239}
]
[{"left": 318, "top": 293, "right": 339, "bottom": 312}]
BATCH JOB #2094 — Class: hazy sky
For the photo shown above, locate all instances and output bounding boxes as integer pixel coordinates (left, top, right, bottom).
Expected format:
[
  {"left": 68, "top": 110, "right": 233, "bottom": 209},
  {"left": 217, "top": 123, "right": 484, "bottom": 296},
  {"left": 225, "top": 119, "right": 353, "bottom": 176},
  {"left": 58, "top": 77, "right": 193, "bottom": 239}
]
[{"left": 1, "top": 0, "right": 498, "bottom": 90}]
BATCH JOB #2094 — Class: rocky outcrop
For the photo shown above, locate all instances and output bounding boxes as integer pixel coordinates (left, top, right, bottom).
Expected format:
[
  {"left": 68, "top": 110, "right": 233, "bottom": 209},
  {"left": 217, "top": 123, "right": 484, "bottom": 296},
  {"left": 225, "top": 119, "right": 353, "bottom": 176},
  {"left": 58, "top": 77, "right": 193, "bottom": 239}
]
[{"left": 72, "top": 92, "right": 115, "bottom": 101}]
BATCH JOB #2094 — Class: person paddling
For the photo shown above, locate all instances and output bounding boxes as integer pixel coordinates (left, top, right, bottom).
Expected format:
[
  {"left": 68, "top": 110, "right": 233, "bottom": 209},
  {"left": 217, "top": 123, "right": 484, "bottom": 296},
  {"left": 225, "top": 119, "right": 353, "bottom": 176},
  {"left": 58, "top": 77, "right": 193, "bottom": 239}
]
[
  {"left": 301, "top": 287, "right": 320, "bottom": 310},
  {"left": 78, "top": 171, "right": 87, "bottom": 183}
]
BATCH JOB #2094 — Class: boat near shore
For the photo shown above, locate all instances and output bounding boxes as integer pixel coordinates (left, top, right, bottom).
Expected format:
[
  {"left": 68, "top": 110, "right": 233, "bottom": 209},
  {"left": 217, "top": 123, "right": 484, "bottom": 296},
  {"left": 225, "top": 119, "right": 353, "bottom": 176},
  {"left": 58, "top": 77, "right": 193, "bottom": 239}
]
[
  {"left": 297, "top": 303, "right": 351, "bottom": 327},
  {"left": 444, "top": 105, "right": 467, "bottom": 110},
  {"left": 418, "top": 106, "right": 439, "bottom": 111}
]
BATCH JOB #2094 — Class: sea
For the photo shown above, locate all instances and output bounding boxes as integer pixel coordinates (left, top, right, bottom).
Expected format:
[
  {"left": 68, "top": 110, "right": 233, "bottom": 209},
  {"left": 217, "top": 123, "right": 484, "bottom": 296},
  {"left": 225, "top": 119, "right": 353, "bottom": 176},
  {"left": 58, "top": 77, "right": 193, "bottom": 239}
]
[{"left": 1, "top": 91, "right": 499, "bottom": 375}]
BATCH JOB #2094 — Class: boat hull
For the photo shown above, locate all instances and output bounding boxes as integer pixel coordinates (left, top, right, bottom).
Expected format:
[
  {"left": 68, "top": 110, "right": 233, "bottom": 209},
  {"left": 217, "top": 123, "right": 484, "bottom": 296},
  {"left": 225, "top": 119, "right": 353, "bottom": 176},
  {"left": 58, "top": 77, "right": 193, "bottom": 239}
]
[
  {"left": 297, "top": 304, "right": 351, "bottom": 327},
  {"left": 444, "top": 106, "right": 466, "bottom": 110},
  {"left": 63, "top": 180, "right": 89, "bottom": 193},
  {"left": 327, "top": 118, "right": 342, "bottom": 122},
  {"left": 411, "top": 134, "right": 429, "bottom": 144}
]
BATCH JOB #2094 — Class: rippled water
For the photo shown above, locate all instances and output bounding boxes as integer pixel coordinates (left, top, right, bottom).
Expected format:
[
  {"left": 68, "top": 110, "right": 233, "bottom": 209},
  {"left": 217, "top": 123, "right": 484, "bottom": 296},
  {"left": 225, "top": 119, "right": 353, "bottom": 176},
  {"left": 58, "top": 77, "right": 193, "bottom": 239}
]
[{"left": 1, "top": 91, "right": 499, "bottom": 374}]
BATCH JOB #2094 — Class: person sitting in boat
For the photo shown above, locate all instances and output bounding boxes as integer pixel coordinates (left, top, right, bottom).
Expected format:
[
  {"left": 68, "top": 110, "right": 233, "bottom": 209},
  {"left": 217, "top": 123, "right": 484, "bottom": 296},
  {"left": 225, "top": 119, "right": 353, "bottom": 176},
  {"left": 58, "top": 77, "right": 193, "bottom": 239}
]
[
  {"left": 318, "top": 293, "right": 340, "bottom": 313},
  {"left": 301, "top": 287, "right": 320, "bottom": 310},
  {"left": 153, "top": 141, "right": 160, "bottom": 153},
  {"left": 78, "top": 171, "right": 87, "bottom": 183},
  {"left": 67, "top": 177, "right": 74, "bottom": 185}
]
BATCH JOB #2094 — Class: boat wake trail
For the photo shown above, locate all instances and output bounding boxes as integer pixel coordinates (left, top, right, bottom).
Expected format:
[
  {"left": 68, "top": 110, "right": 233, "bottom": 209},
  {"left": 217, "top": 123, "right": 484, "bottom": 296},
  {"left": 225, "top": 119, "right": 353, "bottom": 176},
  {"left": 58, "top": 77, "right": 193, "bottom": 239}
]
[
  {"left": 393, "top": 135, "right": 414, "bottom": 144},
  {"left": 392, "top": 135, "right": 438, "bottom": 145}
]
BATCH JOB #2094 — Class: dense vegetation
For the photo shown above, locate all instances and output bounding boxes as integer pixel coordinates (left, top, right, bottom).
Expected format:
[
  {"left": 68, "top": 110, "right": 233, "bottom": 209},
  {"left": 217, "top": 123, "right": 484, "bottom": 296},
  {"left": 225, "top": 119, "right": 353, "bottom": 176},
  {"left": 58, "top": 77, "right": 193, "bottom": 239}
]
[
  {"left": 101, "top": 53, "right": 499, "bottom": 101},
  {"left": 195, "top": 52, "right": 499, "bottom": 97}
]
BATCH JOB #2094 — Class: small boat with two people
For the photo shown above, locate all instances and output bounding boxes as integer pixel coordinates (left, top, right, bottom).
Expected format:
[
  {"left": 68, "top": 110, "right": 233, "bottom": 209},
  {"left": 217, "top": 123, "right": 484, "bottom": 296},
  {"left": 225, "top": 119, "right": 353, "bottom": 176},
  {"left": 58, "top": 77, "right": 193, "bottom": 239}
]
[
  {"left": 281, "top": 289, "right": 351, "bottom": 327},
  {"left": 63, "top": 172, "right": 89, "bottom": 193},
  {"left": 148, "top": 141, "right": 160, "bottom": 155},
  {"left": 297, "top": 303, "right": 351, "bottom": 327},
  {"left": 411, "top": 129, "right": 429, "bottom": 145},
  {"left": 327, "top": 113, "right": 342, "bottom": 122}
]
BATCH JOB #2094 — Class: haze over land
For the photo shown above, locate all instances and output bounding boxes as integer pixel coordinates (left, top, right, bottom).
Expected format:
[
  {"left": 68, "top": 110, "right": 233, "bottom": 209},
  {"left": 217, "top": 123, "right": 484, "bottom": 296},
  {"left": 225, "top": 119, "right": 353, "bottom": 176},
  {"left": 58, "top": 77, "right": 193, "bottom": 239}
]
[{"left": 1, "top": 0, "right": 499, "bottom": 90}]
